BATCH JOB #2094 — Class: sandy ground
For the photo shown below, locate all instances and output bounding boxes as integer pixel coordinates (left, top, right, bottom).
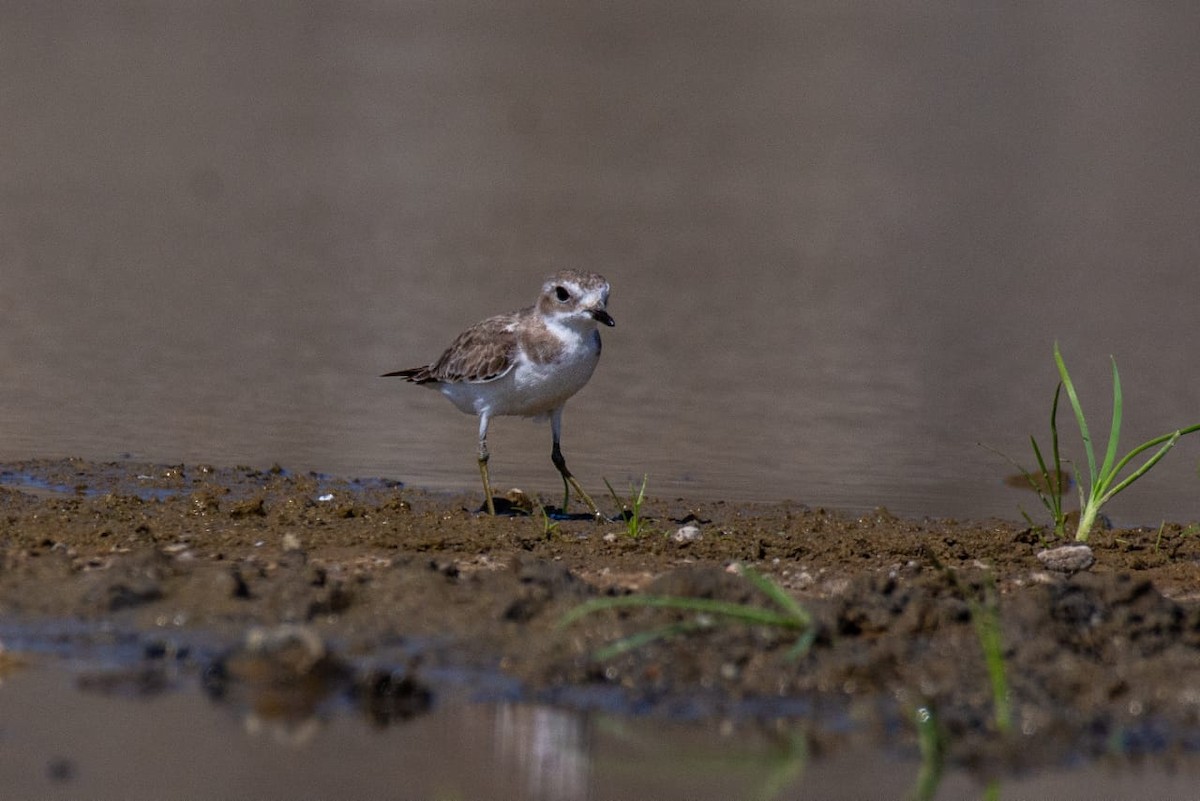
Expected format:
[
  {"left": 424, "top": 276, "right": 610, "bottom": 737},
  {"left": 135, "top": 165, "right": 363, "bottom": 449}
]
[{"left": 3, "top": 458, "right": 1200, "bottom": 778}]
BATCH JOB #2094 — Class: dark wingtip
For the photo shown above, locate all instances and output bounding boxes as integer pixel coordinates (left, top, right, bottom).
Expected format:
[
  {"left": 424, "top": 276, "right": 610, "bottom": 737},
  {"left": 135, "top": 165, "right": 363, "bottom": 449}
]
[{"left": 384, "top": 367, "right": 438, "bottom": 384}]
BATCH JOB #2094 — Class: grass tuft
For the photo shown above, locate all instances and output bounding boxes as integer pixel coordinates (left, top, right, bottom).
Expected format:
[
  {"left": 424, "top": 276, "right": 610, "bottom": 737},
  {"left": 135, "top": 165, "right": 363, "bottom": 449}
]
[
  {"left": 559, "top": 564, "right": 815, "bottom": 661},
  {"left": 1051, "top": 344, "right": 1200, "bottom": 541},
  {"left": 994, "top": 345, "right": 1200, "bottom": 542},
  {"left": 602, "top": 474, "right": 649, "bottom": 537},
  {"left": 538, "top": 504, "right": 560, "bottom": 538}
]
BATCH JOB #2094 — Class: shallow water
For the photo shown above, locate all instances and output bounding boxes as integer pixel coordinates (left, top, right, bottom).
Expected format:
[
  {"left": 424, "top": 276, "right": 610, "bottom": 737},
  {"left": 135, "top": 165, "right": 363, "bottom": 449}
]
[
  {"left": 3, "top": 2, "right": 1200, "bottom": 525},
  {"left": 2, "top": 659, "right": 1200, "bottom": 801}
]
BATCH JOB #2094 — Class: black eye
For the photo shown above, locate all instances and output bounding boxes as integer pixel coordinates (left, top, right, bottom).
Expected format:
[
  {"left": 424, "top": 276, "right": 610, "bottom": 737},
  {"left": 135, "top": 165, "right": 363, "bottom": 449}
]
[{"left": 554, "top": 286, "right": 570, "bottom": 302}]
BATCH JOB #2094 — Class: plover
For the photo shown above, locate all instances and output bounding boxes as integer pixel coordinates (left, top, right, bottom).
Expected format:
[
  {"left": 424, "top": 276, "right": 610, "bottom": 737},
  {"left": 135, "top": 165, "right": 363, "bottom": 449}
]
[{"left": 384, "top": 270, "right": 614, "bottom": 517}]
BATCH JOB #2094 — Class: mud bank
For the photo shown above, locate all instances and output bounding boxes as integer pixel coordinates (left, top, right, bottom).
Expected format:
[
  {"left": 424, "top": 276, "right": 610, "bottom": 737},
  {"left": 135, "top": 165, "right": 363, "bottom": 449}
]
[{"left": 3, "top": 458, "right": 1200, "bottom": 779}]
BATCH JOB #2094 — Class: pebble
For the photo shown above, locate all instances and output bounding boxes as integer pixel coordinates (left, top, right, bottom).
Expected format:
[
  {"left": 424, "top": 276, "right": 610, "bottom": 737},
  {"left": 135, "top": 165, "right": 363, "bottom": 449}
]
[
  {"left": 673, "top": 524, "right": 702, "bottom": 543},
  {"left": 1036, "top": 544, "right": 1095, "bottom": 573}
]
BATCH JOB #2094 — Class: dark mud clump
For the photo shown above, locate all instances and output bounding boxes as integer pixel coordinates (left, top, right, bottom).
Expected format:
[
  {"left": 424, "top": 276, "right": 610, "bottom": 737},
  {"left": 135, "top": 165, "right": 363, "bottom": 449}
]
[{"left": 3, "top": 459, "right": 1200, "bottom": 774}]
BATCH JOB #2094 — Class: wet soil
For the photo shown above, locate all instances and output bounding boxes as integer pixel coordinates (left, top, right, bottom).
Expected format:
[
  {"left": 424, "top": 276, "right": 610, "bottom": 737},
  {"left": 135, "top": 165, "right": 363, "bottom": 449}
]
[{"left": 3, "top": 458, "right": 1200, "bottom": 778}]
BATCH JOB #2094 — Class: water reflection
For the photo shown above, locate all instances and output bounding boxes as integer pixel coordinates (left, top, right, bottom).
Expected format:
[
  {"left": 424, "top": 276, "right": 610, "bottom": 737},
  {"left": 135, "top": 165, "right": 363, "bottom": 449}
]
[
  {"left": 495, "top": 705, "right": 591, "bottom": 801},
  {"left": 200, "top": 624, "right": 434, "bottom": 746},
  {"left": 5, "top": 662, "right": 1200, "bottom": 799}
]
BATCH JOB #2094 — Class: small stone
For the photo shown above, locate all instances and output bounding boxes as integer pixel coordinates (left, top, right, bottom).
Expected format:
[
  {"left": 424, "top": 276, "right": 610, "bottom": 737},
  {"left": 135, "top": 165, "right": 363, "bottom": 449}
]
[
  {"left": 281, "top": 532, "right": 302, "bottom": 552},
  {"left": 1036, "top": 544, "right": 1095, "bottom": 573},
  {"left": 792, "top": 570, "right": 815, "bottom": 590},
  {"left": 229, "top": 496, "right": 266, "bottom": 518},
  {"left": 673, "top": 524, "right": 702, "bottom": 543},
  {"left": 502, "top": 488, "right": 534, "bottom": 515},
  {"left": 602, "top": 532, "right": 618, "bottom": 543}
]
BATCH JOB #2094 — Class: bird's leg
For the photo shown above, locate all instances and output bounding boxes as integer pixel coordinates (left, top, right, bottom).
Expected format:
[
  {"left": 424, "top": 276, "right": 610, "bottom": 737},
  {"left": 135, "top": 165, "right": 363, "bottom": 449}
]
[
  {"left": 550, "top": 409, "right": 601, "bottom": 519},
  {"left": 553, "top": 444, "right": 571, "bottom": 512},
  {"left": 477, "top": 413, "right": 496, "bottom": 515}
]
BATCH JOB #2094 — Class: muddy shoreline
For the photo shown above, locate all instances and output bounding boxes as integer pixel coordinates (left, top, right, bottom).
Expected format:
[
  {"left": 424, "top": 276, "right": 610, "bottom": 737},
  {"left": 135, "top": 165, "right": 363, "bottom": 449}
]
[{"left": 3, "top": 458, "right": 1200, "bottom": 779}]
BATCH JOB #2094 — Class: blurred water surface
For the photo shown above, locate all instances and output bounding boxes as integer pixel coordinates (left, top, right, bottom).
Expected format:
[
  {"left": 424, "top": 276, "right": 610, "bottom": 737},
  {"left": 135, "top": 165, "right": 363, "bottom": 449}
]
[
  {"left": 3, "top": 2, "right": 1200, "bottom": 523},
  {"left": 7, "top": 665, "right": 1200, "bottom": 801}
]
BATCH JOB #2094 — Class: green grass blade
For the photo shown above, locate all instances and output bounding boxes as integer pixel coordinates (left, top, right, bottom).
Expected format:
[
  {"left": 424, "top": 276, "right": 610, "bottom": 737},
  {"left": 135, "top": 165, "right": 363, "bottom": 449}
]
[
  {"left": 1103, "top": 424, "right": 1200, "bottom": 491},
  {"left": 978, "top": 438, "right": 1065, "bottom": 534},
  {"left": 1028, "top": 435, "right": 1049, "bottom": 482},
  {"left": 1099, "top": 356, "right": 1122, "bottom": 481},
  {"left": 784, "top": 626, "right": 818, "bottom": 661},
  {"left": 1029, "top": 435, "right": 1064, "bottom": 528},
  {"left": 1048, "top": 382, "right": 1078, "bottom": 537},
  {"left": 602, "top": 477, "right": 622, "bottom": 509},
  {"left": 979, "top": 439, "right": 1044, "bottom": 498},
  {"left": 1039, "top": 381, "right": 1068, "bottom": 534},
  {"left": 1097, "top": 432, "right": 1181, "bottom": 505},
  {"left": 909, "top": 706, "right": 945, "bottom": 801},
  {"left": 1049, "top": 382, "right": 1066, "bottom": 495},
  {"left": 593, "top": 619, "right": 711, "bottom": 661},
  {"left": 751, "top": 733, "right": 809, "bottom": 801},
  {"left": 1055, "top": 343, "right": 1098, "bottom": 491},
  {"left": 561, "top": 565, "right": 815, "bottom": 664},
  {"left": 972, "top": 599, "right": 1012, "bottom": 734},
  {"left": 559, "top": 595, "right": 805, "bottom": 630},
  {"left": 737, "top": 565, "right": 811, "bottom": 626}
]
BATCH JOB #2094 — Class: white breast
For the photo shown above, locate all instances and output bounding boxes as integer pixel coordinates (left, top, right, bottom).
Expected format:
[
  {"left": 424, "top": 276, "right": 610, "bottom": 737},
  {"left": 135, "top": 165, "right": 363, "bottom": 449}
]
[{"left": 504, "top": 327, "right": 600, "bottom": 416}]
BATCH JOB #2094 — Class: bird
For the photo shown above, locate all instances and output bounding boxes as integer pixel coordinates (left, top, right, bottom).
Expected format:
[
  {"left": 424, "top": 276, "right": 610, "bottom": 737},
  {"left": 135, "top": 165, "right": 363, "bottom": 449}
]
[{"left": 383, "top": 270, "right": 614, "bottom": 517}]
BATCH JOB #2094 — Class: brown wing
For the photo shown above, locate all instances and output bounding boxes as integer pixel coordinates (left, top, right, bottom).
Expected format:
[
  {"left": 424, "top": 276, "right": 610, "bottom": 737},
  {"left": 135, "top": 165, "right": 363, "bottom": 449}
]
[{"left": 382, "top": 312, "right": 520, "bottom": 384}]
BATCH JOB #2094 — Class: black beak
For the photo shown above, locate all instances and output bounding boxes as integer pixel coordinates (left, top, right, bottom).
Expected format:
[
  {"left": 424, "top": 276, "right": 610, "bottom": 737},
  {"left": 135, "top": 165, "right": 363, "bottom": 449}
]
[{"left": 591, "top": 309, "right": 615, "bottom": 327}]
